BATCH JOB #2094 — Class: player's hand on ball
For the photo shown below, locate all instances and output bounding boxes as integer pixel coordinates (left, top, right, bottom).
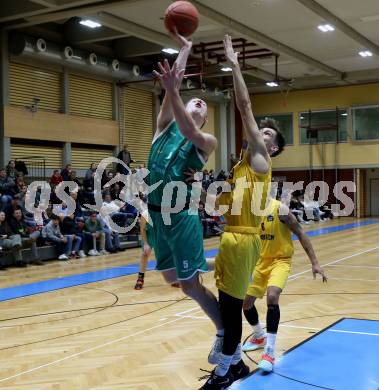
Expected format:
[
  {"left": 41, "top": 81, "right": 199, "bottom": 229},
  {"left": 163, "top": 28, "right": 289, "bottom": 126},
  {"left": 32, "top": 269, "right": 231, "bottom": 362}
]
[
  {"left": 312, "top": 264, "right": 328, "bottom": 283},
  {"left": 153, "top": 59, "right": 185, "bottom": 92},
  {"left": 169, "top": 26, "right": 192, "bottom": 49},
  {"left": 223, "top": 34, "right": 239, "bottom": 67}
]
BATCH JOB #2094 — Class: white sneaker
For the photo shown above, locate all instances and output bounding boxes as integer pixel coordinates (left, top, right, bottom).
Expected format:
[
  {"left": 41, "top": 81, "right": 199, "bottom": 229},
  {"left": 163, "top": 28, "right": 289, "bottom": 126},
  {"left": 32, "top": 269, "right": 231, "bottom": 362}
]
[
  {"left": 258, "top": 347, "right": 275, "bottom": 372},
  {"left": 208, "top": 335, "right": 224, "bottom": 365},
  {"left": 242, "top": 334, "right": 266, "bottom": 352},
  {"left": 58, "top": 254, "right": 69, "bottom": 260},
  {"left": 99, "top": 249, "right": 109, "bottom": 255},
  {"left": 88, "top": 249, "right": 97, "bottom": 256},
  {"left": 78, "top": 250, "right": 87, "bottom": 258}
]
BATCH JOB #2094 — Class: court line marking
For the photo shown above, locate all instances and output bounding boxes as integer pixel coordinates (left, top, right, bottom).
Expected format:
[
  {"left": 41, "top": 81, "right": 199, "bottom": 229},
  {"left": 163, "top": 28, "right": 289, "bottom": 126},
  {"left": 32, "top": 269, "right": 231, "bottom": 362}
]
[
  {"left": 2, "top": 246, "right": 378, "bottom": 382},
  {"left": 0, "top": 316, "right": 185, "bottom": 384},
  {"left": 328, "top": 264, "right": 379, "bottom": 269},
  {"left": 288, "top": 245, "right": 379, "bottom": 281},
  {"left": 327, "top": 277, "right": 379, "bottom": 282}
]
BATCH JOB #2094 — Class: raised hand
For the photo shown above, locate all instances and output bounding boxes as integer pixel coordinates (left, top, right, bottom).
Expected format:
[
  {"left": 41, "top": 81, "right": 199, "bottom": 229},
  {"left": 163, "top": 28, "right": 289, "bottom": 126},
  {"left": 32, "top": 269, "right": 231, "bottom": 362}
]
[
  {"left": 153, "top": 59, "right": 185, "bottom": 93},
  {"left": 169, "top": 26, "right": 192, "bottom": 50},
  {"left": 223, "top": 34, "right": 239, "bottom": 67}
]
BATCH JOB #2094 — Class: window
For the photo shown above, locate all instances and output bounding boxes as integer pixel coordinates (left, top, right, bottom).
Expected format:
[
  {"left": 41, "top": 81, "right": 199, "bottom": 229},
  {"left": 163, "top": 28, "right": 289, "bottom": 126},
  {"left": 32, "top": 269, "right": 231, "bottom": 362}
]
[
  {"left": 300, "top": 109, "right": 348, "bottom": 144},
  {"left": 255, "top": 113, "right": 293, "bottom": 145},
  {"left": 352, "top": 105, "right": 379, "bottom": 141}
]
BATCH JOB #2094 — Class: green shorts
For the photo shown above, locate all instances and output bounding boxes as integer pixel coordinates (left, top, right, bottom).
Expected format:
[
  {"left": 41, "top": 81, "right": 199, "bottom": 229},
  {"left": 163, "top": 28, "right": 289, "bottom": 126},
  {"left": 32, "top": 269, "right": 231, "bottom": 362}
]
[{"left": 149, "top": 209, "right": 207, "bottom": 280}]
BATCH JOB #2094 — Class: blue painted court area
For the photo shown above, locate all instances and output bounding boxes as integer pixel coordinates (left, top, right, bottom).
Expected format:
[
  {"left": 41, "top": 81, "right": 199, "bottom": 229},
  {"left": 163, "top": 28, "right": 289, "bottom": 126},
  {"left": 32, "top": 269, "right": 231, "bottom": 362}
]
[
  {"left": 232, "top": 318, "right": 379, "bottom": 390},
  {"left": 0, "top": 219, "right": 378, "bottom": 302}
]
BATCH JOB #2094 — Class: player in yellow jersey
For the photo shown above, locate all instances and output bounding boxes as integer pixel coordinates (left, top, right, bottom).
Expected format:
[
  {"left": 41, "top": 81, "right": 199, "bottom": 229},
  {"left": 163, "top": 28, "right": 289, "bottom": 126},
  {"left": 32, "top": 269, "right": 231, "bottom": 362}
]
[
  {"left": 200, "top": 35, "right": 285, "bottom": 389},
  {"left": 242, "top": 198, "right": 327, "bottom": 373}
]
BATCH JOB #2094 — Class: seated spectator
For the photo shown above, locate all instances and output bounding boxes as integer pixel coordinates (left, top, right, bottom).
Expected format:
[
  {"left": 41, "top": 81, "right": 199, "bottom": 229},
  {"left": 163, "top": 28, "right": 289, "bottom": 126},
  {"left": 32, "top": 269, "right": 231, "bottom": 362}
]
[
  {"left": 209, "top": 169, "right": 215, "bottom": 183},
  {"left": 0, "top": 211, "right": 24, "bottom": 267},
  {"left": 83, "top": 163, "right": 97, "bottom": 203},
  {"left": 60, "top": 214, "right": 85, "bottom": 258},
  {"left": 54, "top": 201, "right": 69, "bottom": 218},
  {"left": 42, "top": 214, "right": 72, "bottom": 260},
  {"left": 0, "top": 168, "right": 15, "bottom": 210},
  {"left": 290, "top": 194, "right": 308, "bottom": 224},
  {"left": 102, "top": 193, "right": 128, "bottom": 227},
  {"left": 50, "top": 169, "right": 63, "bottom": 187},
  {"left": 60, "top": 164, "right": 72, "bottom": 181},
  {"left": 320, "top": 202, "right": 334, "bottom": 220},
  {"left": 198, "top": 202, "right": 223, "bottom": 238},
  {"left": 216, "top": 170, "right": 227, "bottom": 181},
  {"left": 83, "top": 212, "right": 107, "bottom": 256},
  {"left": 10, "top": 207, "right": 43, "bottom": 265},
  {"left": 68, "top": 171, "right": 82, "bottom": 193},
  {"left": 6, "top": 160, "right": 18, "bottom": 181},
  {"left": 70, "top": 191, "right": 83, "bottom": 221}
]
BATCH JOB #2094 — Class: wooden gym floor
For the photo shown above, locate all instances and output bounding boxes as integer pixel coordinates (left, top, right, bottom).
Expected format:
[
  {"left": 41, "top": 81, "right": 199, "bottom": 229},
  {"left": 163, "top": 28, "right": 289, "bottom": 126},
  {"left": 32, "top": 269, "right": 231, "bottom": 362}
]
[{"left": 0, "top": 217, "right": 378, "bottom": 389}]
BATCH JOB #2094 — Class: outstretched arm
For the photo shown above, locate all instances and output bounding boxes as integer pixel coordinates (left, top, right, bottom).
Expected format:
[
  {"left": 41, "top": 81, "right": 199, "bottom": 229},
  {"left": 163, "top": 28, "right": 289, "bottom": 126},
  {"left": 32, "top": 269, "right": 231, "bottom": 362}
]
[
  {"left": 279, "top": 204, "right": 327, "bottom": 282},
  {"left": 153, "top": 60, "right": 217, "bottom": 157},
  {"left": 223, "top": 35, "right": 269, "bottom": 174},
  {"left": 156, "top": 30, "right": 192, "bottom": 133}
]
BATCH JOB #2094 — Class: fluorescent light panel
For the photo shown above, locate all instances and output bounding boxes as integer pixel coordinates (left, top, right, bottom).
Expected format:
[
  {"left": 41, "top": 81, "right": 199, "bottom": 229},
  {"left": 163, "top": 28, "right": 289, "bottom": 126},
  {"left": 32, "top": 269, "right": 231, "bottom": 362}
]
[
  {"left": 79, "top": 19, "right": 101, "bottom": 28},
  {"left": 162, "top": 48, "right": 179, "bottom": 54},
  {"left": 318, "top": 24, "right": 335, "bottom": 32},
  {"left": 266, "top": 81, "right": 279, "bottom": 87},
  {"left": 359, "top": 50, "right": 373, "bottom": 57},
  {"left": 221, "top": 67, "right": 232, "bottom": 72}
]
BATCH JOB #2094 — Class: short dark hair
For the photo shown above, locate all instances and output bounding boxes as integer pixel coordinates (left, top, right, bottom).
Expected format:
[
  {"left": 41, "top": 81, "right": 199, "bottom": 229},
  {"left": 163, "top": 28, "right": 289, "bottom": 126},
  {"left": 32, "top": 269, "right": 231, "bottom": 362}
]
[
  {"left": 51, "top": 214, "right": 60, "bottom": 221},
  {"left": 259, "top": 117, "right": 285, "bottom": 157}
]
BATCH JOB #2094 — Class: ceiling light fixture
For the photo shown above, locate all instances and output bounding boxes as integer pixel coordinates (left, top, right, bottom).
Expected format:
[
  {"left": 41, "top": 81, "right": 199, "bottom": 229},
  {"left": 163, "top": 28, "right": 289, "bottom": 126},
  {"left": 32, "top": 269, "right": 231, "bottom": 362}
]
[
  {"left": 318, "top": 24, "right": 335, "bottom": 32},
  {"left": 359, "top": 50, "right": 373, "bottom": 57},
  {"left": 266, "top": 81, "right": 279, "bottom": 87},
  {"left": 162, "top": 48, "right": 179, "bottom": 54},
  {"left": 341, "top": 113, "right": 348, "bottom": 116},
  {"left": 79, "top": 19, "right": 101, "bottom": 28},
  {"left": 221, "top": 67, "right": 233, "bottom": 72}
]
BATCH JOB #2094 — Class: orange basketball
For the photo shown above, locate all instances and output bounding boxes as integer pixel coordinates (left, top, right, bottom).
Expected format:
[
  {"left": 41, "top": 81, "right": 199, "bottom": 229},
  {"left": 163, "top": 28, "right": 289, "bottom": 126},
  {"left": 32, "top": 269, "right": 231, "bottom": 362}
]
[{"left": 164, "top": 1, "right": 199, "bottom": 37}]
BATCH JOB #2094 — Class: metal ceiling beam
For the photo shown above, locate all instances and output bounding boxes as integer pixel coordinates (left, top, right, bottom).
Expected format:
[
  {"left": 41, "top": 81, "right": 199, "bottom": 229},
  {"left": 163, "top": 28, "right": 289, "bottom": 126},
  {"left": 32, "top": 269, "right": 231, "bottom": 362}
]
[
  {"left": 28, "top": 0, "right": 58, "bottom": 6},
  {"left": 0, "top": 0, "right": 103, "bottom": 23},
  {"left": 94, "top": 12, "right": 172, "bottom": 47},
  {"left": 296, "top": 0, "right": 379, "bottom": 55},
  {"left": 191, "top": 0, "right": 343, "bottom": 78},
  {"left": 22, "top": 0, "right": 145, "bottom": 24}
]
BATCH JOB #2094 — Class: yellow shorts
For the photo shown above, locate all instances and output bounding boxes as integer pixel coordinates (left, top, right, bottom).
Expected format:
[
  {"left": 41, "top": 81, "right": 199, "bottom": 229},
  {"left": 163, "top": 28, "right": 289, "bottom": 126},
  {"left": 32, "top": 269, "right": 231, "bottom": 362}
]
[
  {"left": 247, "top": 257, "right": 292, "bottom": 298},
  {"left": 215, "top": 227, "right": 261, "bottom": 300}
]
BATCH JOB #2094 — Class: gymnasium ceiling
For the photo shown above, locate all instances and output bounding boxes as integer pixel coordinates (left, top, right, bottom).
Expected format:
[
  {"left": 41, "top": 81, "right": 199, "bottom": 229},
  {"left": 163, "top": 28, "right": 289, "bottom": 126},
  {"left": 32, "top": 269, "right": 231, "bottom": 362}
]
[{"left": 2, "top": 0, "right": 379, "bottom": 93}]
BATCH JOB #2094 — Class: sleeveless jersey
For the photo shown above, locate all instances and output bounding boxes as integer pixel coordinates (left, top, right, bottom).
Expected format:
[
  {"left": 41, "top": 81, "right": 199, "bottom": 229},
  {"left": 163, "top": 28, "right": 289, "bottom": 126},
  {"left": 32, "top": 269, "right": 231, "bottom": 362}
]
[
  {"left": 259, "top": 199, "right": 294, "bottom": 259},
  {"left": 148, "top": 121, "right": 205, "bottom": 208},
  {"left": 218, "top": 155, "right": 272, "bottom": 228}
]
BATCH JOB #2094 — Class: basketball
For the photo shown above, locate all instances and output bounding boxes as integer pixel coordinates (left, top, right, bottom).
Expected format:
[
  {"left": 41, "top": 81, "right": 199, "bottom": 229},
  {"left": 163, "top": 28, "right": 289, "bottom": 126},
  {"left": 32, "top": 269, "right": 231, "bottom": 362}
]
[{"left": 164, "top": 1, "right": 199, "bottom": 37}]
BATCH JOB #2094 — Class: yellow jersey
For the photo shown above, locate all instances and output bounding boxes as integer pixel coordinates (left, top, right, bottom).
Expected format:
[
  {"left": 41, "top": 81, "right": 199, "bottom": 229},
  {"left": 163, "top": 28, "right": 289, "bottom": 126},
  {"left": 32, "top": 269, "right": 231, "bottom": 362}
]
[
  {"left": 259, "top": 199, "right": 294, "bottom": 259},
  {"left": 219, "top": 155, "right": 271, "bottom": 229}
]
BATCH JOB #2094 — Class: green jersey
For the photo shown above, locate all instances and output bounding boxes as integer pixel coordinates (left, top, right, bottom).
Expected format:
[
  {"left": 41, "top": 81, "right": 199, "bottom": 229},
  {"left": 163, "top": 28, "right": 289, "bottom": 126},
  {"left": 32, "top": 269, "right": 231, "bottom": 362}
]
[{"left": 147, "top": 121, "right": 205, "bottom": 208}]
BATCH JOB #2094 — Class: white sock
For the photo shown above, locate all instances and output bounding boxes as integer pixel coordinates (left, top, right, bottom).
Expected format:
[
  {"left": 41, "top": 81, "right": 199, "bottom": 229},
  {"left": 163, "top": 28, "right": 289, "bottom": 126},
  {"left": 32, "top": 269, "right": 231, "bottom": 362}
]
[
  {"left": 231, "top": 344, "right": 241, "bottom": 365},
  {"left": 215, "top": 353, "right": 233, "bottom": 377},
  {"left": 266, "top": 333, "right": 277, "bottom": 354},
  {"left": 217, "top": 329, "right": 225, "bottom": 337},
  {"left": 253, "top": 323, "right": 264, "bottom": 337}
]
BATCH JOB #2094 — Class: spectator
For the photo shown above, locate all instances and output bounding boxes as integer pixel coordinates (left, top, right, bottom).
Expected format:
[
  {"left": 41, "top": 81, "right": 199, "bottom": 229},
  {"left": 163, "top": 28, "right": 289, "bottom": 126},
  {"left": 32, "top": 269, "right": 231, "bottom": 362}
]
[
  {"left": 60, "top": 164, "right": 72, "bottom": 181},
  {"left": 83, "top": 163, "right": 97, "bottom": 203},
  {"left": 230, "top": 153, "right": 239, "bottom": 169},
  {"left": 70, "top": 192, "right": 83, "bottom": 220},
  {"left": 198, "top": 202, "right": 223, "bottom": 238},
  {"left": 54, "top": 201, "right": 69, "bottom": 218},
  {"left": 50, "top": 169, "right": 63, "bottom": 187},
  {"left": 0, "top": 168, "right": 15, "bottom": 210},
  {"left": 10, "top": 208, "right": 43, "bottom": 265},
  {"left": 42, "top": 215, "right": 71, "bottom": 260},
  {"left": 102, "top": 193, "right": 128, "bottom": 227},
  {"left": 68, "top": 170, "right": 82, "bottom": 189},
  {"left": 83, "top": 212, "right": 106, "bottom": 256},
  {"left": 60, "top": 214, "right": 85, "bottom": 258},
  {"left": 216, "top": 170, "right": 227, "bottom": 181},
  {"left": 209, "top": 169, "right": 215, "bottom": 183},
  {"left": 116, "top": 144, "right": 134, "bottom": 174},
  {"left": 0, "top": 211, "right": 24, "bottom": 267},
  {"left": 6, "top": 160, "right": 18, "bottom": 180}
]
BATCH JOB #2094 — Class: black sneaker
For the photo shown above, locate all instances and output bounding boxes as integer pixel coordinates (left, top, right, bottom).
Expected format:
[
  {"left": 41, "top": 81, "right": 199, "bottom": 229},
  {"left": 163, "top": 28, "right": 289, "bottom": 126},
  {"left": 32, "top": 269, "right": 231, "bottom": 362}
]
[
  {"left": 199, "top": 369, "right": 234, "bottom": 389},
  {"left": 230, "top": 360, "right": 249, "bottom": 381}
]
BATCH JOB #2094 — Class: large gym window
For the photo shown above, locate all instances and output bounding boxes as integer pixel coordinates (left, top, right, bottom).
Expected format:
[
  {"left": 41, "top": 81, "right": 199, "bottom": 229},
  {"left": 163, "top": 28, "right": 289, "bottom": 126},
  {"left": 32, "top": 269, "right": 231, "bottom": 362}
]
[
  {"left": 352, "top": 105, "right": 379, "bottom": 141},
  {"left": 299, "top": 109, "right": 348, "bottom": 144},
  {"left": 255, "top": 113, "right": 294, "bottom": 145}
]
